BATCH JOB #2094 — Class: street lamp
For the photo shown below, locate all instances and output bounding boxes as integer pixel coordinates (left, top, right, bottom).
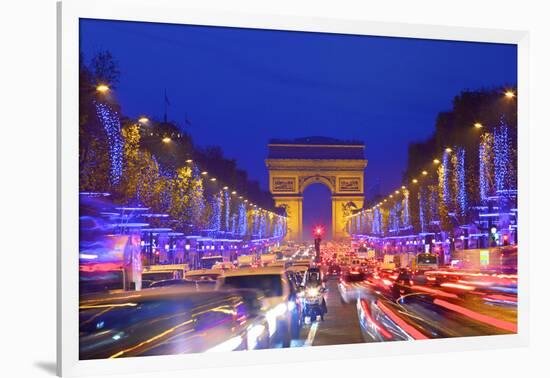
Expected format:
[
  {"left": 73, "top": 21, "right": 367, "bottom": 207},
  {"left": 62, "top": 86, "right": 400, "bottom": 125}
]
[
  {"left": 504, "top": 90, "right": 515, "bottom": 98},
  {"left": 138, "top": 116, "right": 150, "bottom": 124},
  {"left": 162, "top": 137, "right": 171, "bottom": 143},
  {"left": 185, "top": 159, "right": 193, "bottom": 163},
  {"left": 422, "top": 170, "right": 428, "bottom": 176},
  {"left": 96, "top": 84, "right": 110, "bottom": 93},
  {"left": 433, "top": 159, "right": 440, "bottom": 164},
  {"left": 201, "top": 171, "right": 208, "bottom": 176},
  {"left": 445, "top": 147, "right": 452, "bottom": 153},
  {"left": 474, "top": 122, "right": 483, "bottom": 129},
  {"left": 412, "top": 179, "right": 418, "bottom": 184},
  {"left": 210, "top": 177, "right": 217, "bottom": 182}
]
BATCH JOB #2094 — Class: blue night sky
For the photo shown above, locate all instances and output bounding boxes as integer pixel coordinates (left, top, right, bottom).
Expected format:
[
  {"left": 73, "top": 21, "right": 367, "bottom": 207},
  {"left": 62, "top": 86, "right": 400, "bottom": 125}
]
[{"left": 80, "top": 19, "right": 516, "bottom": 236}]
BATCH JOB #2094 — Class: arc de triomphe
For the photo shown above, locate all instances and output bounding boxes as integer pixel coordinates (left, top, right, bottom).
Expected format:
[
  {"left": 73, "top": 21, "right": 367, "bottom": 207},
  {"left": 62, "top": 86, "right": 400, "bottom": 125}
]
[{"left": 265, "top": 137, "right": 367, "bottom": 240}]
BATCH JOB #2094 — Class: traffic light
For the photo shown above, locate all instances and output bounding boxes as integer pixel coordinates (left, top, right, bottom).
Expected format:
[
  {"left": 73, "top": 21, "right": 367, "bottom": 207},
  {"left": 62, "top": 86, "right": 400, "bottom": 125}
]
[{"left": 313, "top": 226, "right": 323, "bottom": 263}]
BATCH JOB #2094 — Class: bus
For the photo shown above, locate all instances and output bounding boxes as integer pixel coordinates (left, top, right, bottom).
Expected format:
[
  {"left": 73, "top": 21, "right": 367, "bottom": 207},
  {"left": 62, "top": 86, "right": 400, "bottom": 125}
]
[
  {"left": 412, "top": 253, "right": 439, "bottom": 273},
  {"left": 200, "top": 255, "right": 224, "bottom": 269}
]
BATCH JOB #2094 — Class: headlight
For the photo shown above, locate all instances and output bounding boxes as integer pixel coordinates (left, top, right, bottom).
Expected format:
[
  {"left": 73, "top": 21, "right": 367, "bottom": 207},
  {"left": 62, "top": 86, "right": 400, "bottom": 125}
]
[{"left": 307, "top": 288, "right": 319, "bottom": 296}]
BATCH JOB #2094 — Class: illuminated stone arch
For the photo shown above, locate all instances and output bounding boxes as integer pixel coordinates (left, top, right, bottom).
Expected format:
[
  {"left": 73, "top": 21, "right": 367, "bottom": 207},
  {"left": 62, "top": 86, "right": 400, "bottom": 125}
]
[{"left": 265, "top": 137, "right": 367, "bottom": 240}]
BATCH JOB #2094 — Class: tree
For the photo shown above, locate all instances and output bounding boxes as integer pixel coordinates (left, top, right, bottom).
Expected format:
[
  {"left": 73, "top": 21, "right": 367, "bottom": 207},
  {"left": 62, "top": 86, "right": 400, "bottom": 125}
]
[{"left": 90, "top": 50, "right": 121, "bottom": 87}]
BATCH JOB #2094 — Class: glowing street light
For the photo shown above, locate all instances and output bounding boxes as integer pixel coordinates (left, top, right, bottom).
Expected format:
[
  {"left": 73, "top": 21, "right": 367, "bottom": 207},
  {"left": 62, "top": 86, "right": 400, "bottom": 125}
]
[
  {"left": 201, "top": 171, "right": 208, "bottom": 175},
  {"left": 474, "top": 122, "right": 483, "bottom": 129},
  {"left": 210, "top": 177, "right": 217, "bottom": 182},
  {"left": 422, "top": 170, "right": 428, "bottom": 176},
  {"left": 223, "top": 186, "right": 228, "bottom": 190},
  {"left": 412, "top": 179, "right": 418, "bottom": 184},
  {"left": 185, "top": 159, "right": 193, "bottom": 163},
  {"left": 433, "top": 159, "right": 440, "bottom": 164},
  {"left": 162, "top": 137, "right": 171, "bottom": 143},
  {"left": 504, "top": 90, "right": 515, "bottom": 98},
  {"left": 138, "top": 117, "right": 150, "bottom": 124},
  {"left": 395, "top": 190, "right": 399, "bottom": 194},
  {"left": 401, "top": 185, "right": 406, "bottom": 190},
  {"left": 445, "top": 147, "right": 452, "bottom": 153},
  {"left": 96, "top": 84, "right": 110, "bottom": 93},
  {"left": 231, "top": 191, "right": 237, "bottom": 195}
]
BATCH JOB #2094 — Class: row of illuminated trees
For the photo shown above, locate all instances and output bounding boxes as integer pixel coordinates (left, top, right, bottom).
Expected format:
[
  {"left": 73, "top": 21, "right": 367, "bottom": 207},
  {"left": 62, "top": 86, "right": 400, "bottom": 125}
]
[
  {"left": 347, "top": 88, "right": 517, "bottom": 238},
  {"left": 117, "top": 122, "right": 286, "bottom": 238},
  {"left": 79, "top": 52, "right": 286, "bottom": 240}
]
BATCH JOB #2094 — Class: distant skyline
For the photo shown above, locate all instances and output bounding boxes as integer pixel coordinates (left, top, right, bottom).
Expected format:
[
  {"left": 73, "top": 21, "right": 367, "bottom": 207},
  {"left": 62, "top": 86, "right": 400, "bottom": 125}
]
[{"left": 80, "top": 19, "right": 517, "bottom": 231}]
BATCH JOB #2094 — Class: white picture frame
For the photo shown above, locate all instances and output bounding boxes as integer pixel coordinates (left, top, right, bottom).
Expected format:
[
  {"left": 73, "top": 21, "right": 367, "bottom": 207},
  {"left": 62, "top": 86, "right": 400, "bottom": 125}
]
[{"left": 58, "top": 1, "right": 529, "bottom": 376}]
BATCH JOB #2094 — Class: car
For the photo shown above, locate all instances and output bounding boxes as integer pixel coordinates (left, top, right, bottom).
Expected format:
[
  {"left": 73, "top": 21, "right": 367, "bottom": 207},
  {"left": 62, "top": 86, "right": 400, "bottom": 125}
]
[
  {"left": 287, "top": 265, "right": 308, "bottom": 286},
  {"left": 141, "top": 270, "right": 181, "bottom": 289},
  {"left": 148, "top": 279, "right": 198, "bottom": 289},
  {"left": 184, "top": 268, "right": 223, "bottom": 282},
  {"left": 79, "top": 287, "right": 270, "bottom": 359},
  {"left": 216, "top": 267, "right": 303, "bottom": 347},
  {"left": 148, "top": 279, "right": 216, "bottom": 291},
  {"left": 327, "top": 263, "right": 341, "bottom": 277},
  {"left": 212, "top": 262, "right": 235, "bottom": 271},
  {"left": 338, "top": 270, "right": 368, "bottom": 304},
  {"left": 291, "top": 258, "right": 311, "bottom": 268},
  {"left": 268, "top": 260, "right": 291, "bottom": 269}
]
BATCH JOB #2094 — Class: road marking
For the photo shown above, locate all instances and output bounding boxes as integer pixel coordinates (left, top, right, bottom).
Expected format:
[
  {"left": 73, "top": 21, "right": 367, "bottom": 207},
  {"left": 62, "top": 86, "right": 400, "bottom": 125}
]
[{"left": 304, "top": 321, "right": 319, "bottom": 347}]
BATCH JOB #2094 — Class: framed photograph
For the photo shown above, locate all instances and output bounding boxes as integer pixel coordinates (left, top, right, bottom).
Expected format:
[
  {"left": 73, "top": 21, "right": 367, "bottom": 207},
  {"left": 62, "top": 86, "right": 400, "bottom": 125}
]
[{"left": 58, "top": 1, "right": 529, "bottom": 376}]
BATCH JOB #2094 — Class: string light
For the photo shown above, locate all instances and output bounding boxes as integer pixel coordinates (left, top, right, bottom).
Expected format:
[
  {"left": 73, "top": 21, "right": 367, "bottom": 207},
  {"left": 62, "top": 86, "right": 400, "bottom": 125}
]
[
  {"left": 479, "top": 132, "right": 494, "bottom": 202},
  {"left": 456, "top": 147, "right": 467, "bottom": 215},
  {"left": 441, "top": 149, "right": 451, "bottom": 205},
  {"left": 95, "top": 101, "right": 123, "bottom": 185},
  {"left": 494, "top": 116, "right": 510, "bottom": 192}
]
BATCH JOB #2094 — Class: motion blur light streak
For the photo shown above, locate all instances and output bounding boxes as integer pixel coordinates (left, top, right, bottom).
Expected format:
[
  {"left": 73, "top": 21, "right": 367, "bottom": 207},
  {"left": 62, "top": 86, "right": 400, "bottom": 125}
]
[
  {"left": 360, "top": 300, "right": 392, "bottom": 339},
  {"left": 376, "top": 300, "right": 429, "bottom": 340},
  {"left": 109, "top": 319, "right": 195, "bottom": 358},
  {"left": 304, "top": 321, "right": 319, "bottom": 347},
  {"left": 410, "top": 285, "right": 459, "bottom": 299},
  {"left": 247, "top": 324, "right": 266, "bottom": 350},
  {"left": 207, "top": 336, "right": 244, "bottom": 353},
  {"left": 433, "top": 299, "right": 517, "bottom": 333},
  {"left": 80, "top": 303, "right": 138, "bottom": 309},
  {"left": 440, "top": 282, "right": 476, "bottom": 291}
]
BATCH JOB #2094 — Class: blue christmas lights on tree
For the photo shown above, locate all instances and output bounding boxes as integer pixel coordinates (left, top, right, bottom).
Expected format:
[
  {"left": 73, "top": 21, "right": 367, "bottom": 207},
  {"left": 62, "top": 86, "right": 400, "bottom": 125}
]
[
  {"left": 441, "top": 149, "right": 451, "bottom": 205},
  {"left": 418, "top": 190, "right": 426, "bottom": 233},
  {"left": 456, "top": 147, "right": 467, "bottom": 215},
  {"left": 238, "top": 203, "right": 247, "bottom": 236},
  {"left": 494, "top": 116, "right": 510, "bottom": 193},
  {"left": 479, "top": 132, "right": 494, "bottom": 202},
  {"left": 95, "top": 102, "right": 123, "bottom": 185},
  {"left": 222, "top": 190, "right": 230, "bottom": 232},
  {"left": 402, "top": 189, "right": 410, "bottom": 228}
]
